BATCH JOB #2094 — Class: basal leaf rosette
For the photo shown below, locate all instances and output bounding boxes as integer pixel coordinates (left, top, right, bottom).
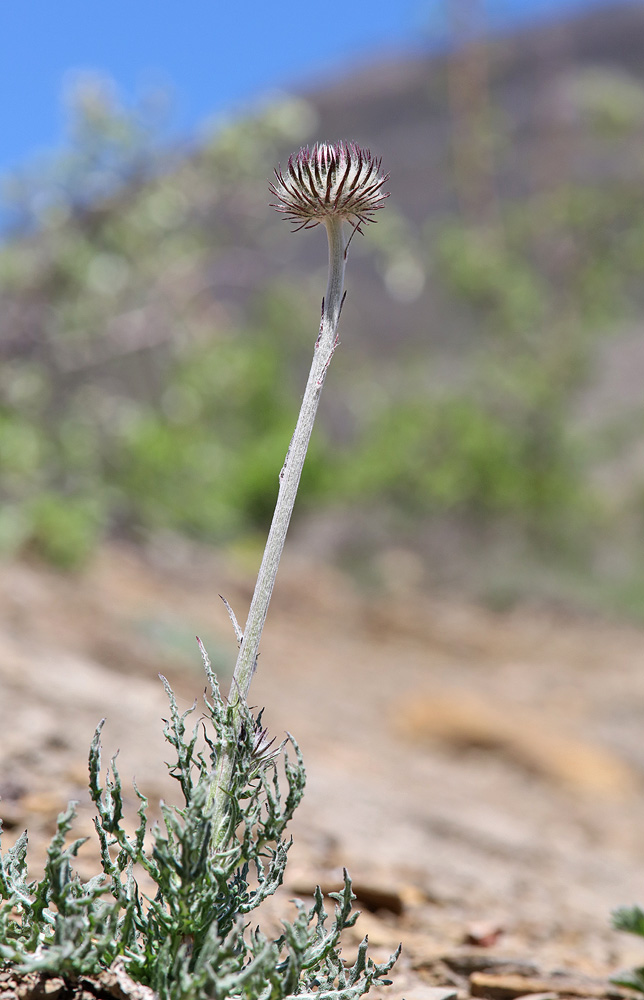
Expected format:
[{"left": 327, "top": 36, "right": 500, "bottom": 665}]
[{"left": 270, "top": 141, "right": 389, "bottom": 232}]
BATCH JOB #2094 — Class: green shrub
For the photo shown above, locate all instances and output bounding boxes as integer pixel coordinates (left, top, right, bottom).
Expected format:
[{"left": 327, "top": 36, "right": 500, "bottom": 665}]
[
  {"left": 0, "top": 138, "right": 399, "bottom": 1000},
  {"left": 612, "top": 906, "right": 644, "bottom": 995}
]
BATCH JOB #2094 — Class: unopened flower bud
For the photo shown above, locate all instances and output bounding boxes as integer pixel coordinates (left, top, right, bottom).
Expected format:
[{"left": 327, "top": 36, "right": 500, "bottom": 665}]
[{"left": 270, "top": 141, "right": 389, "bottom": 232}]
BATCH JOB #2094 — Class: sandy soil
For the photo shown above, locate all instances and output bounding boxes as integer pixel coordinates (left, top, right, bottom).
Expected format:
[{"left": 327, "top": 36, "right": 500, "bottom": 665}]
[{"left": 1, "top": 541, "right": 644, "bottom": 999}]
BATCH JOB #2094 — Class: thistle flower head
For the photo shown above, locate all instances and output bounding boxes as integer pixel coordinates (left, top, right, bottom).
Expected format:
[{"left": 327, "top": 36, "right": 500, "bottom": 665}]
[{"left": 270, "top": 141, "right": 389, "bottom": 232}]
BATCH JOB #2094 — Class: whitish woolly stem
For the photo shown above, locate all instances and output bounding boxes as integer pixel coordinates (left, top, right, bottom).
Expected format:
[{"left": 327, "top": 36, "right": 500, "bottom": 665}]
[{"left": 209, "top": 216, "right": 347, "bottom": 850}]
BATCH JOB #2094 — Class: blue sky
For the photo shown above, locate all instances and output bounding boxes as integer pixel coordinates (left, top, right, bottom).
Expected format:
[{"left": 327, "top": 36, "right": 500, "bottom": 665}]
[{"left": 0, "top": 0, "right": 617, "bottom": 179}]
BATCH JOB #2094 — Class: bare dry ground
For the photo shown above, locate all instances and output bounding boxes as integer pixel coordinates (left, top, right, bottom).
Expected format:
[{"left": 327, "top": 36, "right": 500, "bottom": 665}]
[{"left": 1, "top": 541, "right": 644, "bottom": 999}]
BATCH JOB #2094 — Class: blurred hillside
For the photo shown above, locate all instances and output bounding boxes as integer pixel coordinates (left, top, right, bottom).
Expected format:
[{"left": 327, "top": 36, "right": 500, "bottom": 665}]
[{"left": 2, "top": 2, "right": 644, "bottom": 616}]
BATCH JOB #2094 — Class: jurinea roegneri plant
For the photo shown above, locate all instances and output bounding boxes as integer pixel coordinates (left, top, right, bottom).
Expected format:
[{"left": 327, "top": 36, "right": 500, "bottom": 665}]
[{"left": 0, "top": 141, "right": 395, "bottom": 1000}]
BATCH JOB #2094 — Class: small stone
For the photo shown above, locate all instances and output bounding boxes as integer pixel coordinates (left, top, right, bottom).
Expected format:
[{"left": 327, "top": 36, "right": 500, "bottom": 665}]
[
  {"left": 290, "top": 878, "right": 407, "bottom": 915},
  {"left": 514, "top": 994, "right": 559, "bottom": 1000},
  {"left": 43, "top": 979, "right": 66, "bottom": 997},
  {"left": 442, "top": 955, "right": 540, "bottom": 977},
  {"left": 469, "top": 971, "right": 625, "bottom": 1000},
  {"left": 465, "top": 921, "right": 505, "bottom": 947},
  {"left": 398, "top": 989, "right": 458, "bottom": 1000}
]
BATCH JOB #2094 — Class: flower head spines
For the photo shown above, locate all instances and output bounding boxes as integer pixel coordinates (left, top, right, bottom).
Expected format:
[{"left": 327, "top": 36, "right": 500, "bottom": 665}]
[{"left": 270, "top": 141, "right": 389, "bottom": 232}]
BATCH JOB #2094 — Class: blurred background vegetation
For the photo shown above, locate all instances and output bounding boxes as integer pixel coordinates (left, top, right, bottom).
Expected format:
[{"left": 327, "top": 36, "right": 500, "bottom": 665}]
[{"left": 2, "top": 5, "right": 644, "bottom": 618}]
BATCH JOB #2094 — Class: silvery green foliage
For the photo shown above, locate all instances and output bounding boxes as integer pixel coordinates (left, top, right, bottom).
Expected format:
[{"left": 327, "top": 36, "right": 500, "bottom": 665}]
[
  {"left": 612, "top": 906, "right": 644, "bottom": 995},
  {"left": 0, "top": 646, "right": 399, "bottom": 999}
]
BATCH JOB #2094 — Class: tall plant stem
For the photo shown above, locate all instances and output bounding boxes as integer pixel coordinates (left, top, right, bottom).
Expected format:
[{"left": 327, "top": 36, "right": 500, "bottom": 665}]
[{"left": 209, "top": 216, "right": 347, "bottom": 850}]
